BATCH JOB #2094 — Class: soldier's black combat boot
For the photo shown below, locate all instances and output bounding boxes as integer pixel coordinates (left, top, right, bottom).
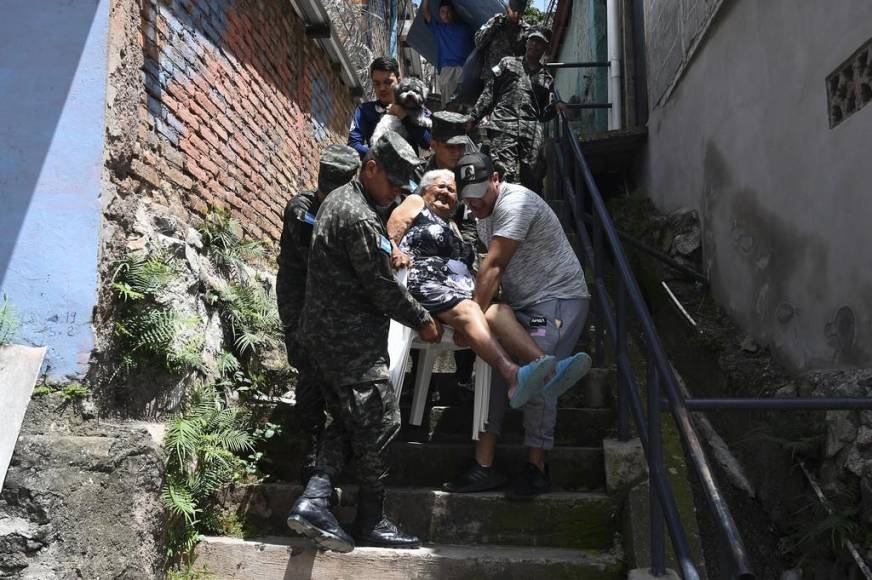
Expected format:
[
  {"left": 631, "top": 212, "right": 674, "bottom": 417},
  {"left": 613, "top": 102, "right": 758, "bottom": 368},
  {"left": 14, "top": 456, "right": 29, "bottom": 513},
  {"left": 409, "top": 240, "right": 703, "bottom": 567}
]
[
  {"left": 351, "top": 490, "right": 421, "bottom": 549},
  {"left": 286, "top": 472, "right": 354, "bottom": 553}
]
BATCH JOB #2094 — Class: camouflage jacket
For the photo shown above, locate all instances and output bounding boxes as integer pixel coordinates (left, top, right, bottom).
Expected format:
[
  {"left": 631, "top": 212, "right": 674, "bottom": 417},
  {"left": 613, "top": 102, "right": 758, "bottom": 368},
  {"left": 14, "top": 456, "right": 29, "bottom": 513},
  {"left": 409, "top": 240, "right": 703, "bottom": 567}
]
[
  {"left": 474, "top": 14, "right": 529, "bottom": 80},
  {"left": 298, "top": 179, "right": 431, "bottom": 386},
  {"left": 471, "top": 56, "right": 558, "bottom": 151},
  {"left": 276, "top": 191, "right": 320, "bottom": 339}
]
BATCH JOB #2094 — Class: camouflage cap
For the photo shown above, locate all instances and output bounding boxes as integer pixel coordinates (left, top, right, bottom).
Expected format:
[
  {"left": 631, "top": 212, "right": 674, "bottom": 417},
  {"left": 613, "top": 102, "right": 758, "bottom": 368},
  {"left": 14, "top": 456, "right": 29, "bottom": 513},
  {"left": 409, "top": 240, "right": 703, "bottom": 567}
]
[
  {"left": 318, "top": 144, "right": 361, "bottom": 194},
  {"left": 431, "top": 111, "right": 471, "bottom": 145},
  {"left": 370, "top": 131, "right": 425, "bottom": 191},
  {"left": 526, "top": 25, "right": 551, "bottom": 44}
]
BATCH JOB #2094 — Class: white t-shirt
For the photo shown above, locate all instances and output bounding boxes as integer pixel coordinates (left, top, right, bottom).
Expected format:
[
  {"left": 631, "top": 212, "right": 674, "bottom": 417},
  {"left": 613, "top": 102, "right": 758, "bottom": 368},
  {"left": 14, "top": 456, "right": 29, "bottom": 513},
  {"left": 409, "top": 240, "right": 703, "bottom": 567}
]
[{"left": 477, "top": 183, "right": 589, "bottom": 309}]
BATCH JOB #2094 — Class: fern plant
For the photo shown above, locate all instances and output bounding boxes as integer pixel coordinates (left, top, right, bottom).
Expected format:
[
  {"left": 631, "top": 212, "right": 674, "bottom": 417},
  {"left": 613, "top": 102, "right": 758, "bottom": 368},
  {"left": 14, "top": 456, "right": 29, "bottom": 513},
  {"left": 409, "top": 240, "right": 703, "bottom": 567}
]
[
  {"left": 111, "top": 250, "right": 205, "bottom": 375},
  {"left": 111, "top": 251, "right": 179, "bottom": 300},
  {"left": 115, "top": 308, "right": 205, "bottom": 373},
  {"left": 0, "top": 294, "right": 20, "bottom": 345},
  {"left": 162, "top": 383, "right": 259, "bottom": 562},
  {"left": 212, "top": 282, "right": 281, "bottom": 357},
  {"left": 197, "top": 207, "right": 264, "bottom": 282}
]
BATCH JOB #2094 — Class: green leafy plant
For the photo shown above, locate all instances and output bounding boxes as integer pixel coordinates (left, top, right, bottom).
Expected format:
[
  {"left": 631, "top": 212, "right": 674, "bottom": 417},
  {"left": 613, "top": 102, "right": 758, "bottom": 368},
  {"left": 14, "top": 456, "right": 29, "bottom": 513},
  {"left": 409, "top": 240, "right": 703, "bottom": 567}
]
[
  {"left": 112, "top": 251, "right": 179, "bottom": 301},
  {"left": 166, "top": 564, "right": 215, "bottom": 580},
  {"left": 197, "top": 207, "right": 264, "bottom": 282},
  {"left": 162, "top": 383, "right": 260, "bottom": 562},
  {"left": 31, "top": 381, "right": 92, "bottom": 400},
  {"left": 110, "top": 250, "right": 205, "bottom": 375},
  {"left": 115, "top": 308, "right": 205, "bottom": 373},
  {"left": 524, "top": 6, "right": 545, "bottom": 26},
  {"left": 212, "top": 282, "right": 281, "bottom": 357},
  {"left": 60, "top": 382, "right": 92, "bottom": 401},
  {"left": 0, "top": 294, "right": 20, "bottom": 345}
]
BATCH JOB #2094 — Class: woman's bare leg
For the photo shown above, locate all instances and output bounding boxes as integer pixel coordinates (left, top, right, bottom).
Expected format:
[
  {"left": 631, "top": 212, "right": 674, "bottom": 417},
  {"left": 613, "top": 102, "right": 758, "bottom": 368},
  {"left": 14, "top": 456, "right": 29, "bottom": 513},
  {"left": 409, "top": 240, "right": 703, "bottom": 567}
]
[
  {"left": 485, "top": 303, "right": 545, "bottom": 363},
  {"left": 437, "top": 300, "right": 519, "bottom": 391}
]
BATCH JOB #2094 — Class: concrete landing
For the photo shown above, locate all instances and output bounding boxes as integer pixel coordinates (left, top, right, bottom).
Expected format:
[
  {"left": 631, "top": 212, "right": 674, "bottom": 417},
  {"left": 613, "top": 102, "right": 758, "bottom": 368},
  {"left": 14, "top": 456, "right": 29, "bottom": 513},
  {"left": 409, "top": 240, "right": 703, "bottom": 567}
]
[
  {"left": 0, "top": 345, "right": 46, "bottom": 493},
  {"left": 195, "top": 536, "right": 624, "bottom": 580}
]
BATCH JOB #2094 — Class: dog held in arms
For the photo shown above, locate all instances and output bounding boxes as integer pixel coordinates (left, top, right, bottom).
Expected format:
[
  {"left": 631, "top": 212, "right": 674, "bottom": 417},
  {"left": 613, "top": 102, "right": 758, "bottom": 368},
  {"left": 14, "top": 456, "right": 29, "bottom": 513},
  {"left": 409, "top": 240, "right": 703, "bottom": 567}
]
[{"left": 371, "top": 77, "right": 431, "bottom": 148}]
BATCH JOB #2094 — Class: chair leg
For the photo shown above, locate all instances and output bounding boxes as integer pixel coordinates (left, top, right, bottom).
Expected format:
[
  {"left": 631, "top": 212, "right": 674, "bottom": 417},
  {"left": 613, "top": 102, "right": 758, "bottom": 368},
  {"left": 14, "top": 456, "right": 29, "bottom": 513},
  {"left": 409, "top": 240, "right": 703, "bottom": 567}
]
[
  {"left": 473, "top": 355, "right": 492, "bottom": 439},
  {"left": 410, "top": 346, "right": 437, "bottom": 426}
]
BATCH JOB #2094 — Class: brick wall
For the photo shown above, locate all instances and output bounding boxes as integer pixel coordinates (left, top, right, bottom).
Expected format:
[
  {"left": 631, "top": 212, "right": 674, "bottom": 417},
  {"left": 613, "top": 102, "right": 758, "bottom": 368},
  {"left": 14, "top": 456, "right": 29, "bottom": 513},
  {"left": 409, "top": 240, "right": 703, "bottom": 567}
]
[{"left": 133, "top": 0, "right": 357, "bottom": 240}]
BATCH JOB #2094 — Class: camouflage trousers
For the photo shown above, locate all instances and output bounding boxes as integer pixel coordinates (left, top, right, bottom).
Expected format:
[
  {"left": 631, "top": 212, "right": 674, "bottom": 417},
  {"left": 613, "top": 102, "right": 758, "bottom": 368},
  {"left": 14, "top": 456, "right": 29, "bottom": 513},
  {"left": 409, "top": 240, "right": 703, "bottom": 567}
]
[
  {"left": 489, "top": 130, "right": 545, "bottom": 194},
  {"left": 313, "top": 371, "right": 401, "bottom": 495},
  {"left": 286, "top": 334, "right": 326, "bottom": 481}
]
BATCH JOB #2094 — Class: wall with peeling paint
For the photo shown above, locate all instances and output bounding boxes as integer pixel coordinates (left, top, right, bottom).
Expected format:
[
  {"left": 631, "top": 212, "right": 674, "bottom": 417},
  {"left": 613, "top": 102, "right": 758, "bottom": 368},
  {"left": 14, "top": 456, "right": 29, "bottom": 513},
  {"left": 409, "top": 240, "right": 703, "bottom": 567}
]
[
  {"left": 0, "top": 0, "right": 109, "bottom": 379},
  {"left": 640, "top": 0, "right": 872, "bottom": 369}
]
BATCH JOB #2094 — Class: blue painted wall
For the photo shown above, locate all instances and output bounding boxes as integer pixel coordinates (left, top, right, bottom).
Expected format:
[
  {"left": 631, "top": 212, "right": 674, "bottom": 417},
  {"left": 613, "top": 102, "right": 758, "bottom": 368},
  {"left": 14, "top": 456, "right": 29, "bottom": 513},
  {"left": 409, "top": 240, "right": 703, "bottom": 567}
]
[{"left": 0, "top": 0, "right": 109, "bottom": 379}]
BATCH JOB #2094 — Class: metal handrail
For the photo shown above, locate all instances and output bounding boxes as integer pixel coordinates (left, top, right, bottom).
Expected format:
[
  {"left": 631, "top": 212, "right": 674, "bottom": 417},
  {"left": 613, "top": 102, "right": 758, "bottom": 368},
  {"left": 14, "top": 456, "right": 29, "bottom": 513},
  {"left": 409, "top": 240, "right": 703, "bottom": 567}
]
[
  {"left": 551, "top": 108, "right": 754, "bottom": 579},
  {"left": 552, "top": 111, "right": 872, "bottom": 577}
]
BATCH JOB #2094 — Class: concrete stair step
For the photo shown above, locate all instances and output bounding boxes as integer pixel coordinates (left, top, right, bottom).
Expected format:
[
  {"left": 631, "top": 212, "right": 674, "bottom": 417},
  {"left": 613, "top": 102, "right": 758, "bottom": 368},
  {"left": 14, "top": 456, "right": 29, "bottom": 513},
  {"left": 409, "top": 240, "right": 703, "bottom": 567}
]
[
  {"left": 388, "top": 442, "right": 604, "bottom": 490},
  {"left": 219, "top": 483, "right": 618, "bottom": 550},
  {"left": 194, "top": 536, "right": 624, "bottom": 580},
  {"left": 398, "top": 406, "right": 615, "bottom": 445},
  {"left": 264, "top": 440, "right": 604, "bottom": 491}
]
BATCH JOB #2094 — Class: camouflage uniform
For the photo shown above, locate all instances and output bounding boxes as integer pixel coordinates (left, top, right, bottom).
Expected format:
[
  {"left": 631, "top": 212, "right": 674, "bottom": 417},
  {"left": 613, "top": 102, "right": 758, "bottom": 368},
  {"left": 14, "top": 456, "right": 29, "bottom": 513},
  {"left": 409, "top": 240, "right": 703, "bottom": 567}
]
[
  {"left": 474, "top": 14, "right": 529, "bottom": 82},
  {"left": 299, "top": 136, "right": 429, "bottom": 496},
  {"left": 470, "top": 54, "right": 559, "bottom": 194},
  {"left": 276, "top": 144, "right": 360, "bottom": 481}
]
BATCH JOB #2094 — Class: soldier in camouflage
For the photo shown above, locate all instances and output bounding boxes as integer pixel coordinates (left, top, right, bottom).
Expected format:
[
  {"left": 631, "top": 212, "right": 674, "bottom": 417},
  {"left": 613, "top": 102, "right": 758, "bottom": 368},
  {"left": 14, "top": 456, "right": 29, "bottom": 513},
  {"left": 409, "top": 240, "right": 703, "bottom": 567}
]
[
  {"left": 473, "top": 0, "right": 530, "bottom": 83},
  {"left": 287, "top": 131, "right": 442, "bottom": 553},
  {"left": 469, "top": 25, "right": 566, "bottom": 194},
  {"left": 276, "top": 144, "right": 361, "bottom": 485}
]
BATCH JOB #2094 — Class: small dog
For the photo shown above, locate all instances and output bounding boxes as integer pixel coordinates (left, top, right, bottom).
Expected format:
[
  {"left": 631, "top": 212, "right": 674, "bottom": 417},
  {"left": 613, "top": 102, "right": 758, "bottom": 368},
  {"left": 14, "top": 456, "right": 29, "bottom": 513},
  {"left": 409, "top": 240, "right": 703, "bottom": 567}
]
[{"left": 371, "top": 77, "right": 431, "bottom": 148}]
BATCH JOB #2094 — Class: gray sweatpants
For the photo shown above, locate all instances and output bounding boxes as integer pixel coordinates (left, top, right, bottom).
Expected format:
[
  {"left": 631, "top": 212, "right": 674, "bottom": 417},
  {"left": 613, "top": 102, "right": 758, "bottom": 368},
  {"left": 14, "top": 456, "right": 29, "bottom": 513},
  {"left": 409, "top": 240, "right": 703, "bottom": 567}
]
[{"left": 485, "top": 297, "right": 589, "bottom": 449}]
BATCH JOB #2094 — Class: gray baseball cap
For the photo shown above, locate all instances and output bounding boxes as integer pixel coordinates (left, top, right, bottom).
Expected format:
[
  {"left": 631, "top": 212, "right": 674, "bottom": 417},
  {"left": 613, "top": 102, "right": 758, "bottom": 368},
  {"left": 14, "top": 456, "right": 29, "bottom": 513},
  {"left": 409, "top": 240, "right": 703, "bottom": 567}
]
[
  {"left": 318, "top": 144, "right": 361, "bottom": 194},
  {"left": 370, "top": 131, "right": 425, "bottom": 191},
  {"left": 431, "top": 111, "right": 471, "bottom": 145}
]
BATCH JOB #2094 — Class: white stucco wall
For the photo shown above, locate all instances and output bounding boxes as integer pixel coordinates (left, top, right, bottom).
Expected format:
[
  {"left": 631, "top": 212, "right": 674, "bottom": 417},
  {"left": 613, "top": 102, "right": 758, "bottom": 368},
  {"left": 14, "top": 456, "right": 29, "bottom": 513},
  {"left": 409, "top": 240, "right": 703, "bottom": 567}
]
[
  {"left": 641, "top": 0, "right": 872, "bottom": 369},
  {"left": 0, "top": 0, "right": 109, "bottom": 379}
]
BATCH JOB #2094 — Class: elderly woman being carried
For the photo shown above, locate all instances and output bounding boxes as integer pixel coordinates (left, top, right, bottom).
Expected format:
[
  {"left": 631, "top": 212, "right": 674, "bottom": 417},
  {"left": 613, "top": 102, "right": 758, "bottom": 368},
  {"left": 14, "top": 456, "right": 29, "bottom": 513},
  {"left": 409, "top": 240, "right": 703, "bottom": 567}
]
[{"left": 387, "top": 169, "right": 588, "bottom": 408}]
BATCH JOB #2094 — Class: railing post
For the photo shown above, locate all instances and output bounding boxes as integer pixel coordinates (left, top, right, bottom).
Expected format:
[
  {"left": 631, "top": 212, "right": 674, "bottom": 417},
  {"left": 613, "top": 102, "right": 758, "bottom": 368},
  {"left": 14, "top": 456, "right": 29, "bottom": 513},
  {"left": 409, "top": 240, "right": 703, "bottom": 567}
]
[
  {"left": 616, "top": 276, "right": 630, "bottom": 441},
  {"left": 647, "top": 344, "right": 666, "bottom": 576}
]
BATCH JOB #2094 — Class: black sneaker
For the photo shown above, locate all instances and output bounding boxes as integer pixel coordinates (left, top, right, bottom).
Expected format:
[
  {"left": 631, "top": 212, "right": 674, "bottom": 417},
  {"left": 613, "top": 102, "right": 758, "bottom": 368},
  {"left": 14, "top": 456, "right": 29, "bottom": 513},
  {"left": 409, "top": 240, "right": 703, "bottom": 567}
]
[
  {"left": 506, "top": 463, "right": 551, "bottom": 501},
  {"left": 443, "top": 461, "right": 507, "bottom": 493}
]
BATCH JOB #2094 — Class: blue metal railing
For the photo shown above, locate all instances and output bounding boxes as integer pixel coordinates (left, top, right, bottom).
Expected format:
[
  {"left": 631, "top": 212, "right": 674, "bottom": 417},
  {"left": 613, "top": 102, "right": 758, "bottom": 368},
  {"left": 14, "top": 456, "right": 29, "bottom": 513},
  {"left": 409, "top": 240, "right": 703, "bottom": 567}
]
[
  {"left": 551, "top": 110, "right": 749, "bottom": 579},
  {"left": 551, "top": 105, "right": 872, "bottom": 578}
]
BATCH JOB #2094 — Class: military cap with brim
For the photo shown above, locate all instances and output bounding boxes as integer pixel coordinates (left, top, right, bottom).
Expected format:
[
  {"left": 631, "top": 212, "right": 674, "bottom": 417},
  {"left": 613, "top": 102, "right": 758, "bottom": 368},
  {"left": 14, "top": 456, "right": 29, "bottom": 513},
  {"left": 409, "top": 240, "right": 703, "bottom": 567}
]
[
  {"left": 526, "top": 25, "right": 551, "bottom": 44},
  {"left": 318, "top": 144, "right": 361, "bottom": 194},
  {"left": 371, "top": 131, "right": 425, "bottom": 191},
  {"left": 431, "top": 111, "right": 472, "bottom": 145},
  {"left": 455, "top": 151, "right": 494, "bottom": 199}
]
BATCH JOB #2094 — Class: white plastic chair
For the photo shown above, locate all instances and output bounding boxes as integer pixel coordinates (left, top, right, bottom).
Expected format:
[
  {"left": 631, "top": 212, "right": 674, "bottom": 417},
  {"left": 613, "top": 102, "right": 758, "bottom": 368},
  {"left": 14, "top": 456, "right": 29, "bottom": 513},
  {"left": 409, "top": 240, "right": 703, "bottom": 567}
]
[{"left": 387, "top": 270, "right": 491, "bottom": 440}]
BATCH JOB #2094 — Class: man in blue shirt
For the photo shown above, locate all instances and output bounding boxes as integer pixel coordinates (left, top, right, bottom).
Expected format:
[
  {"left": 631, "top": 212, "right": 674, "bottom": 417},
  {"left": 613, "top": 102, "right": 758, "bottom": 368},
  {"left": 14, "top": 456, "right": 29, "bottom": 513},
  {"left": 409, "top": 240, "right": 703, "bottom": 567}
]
[
  {"left": 348, "top": 57, "right": 431, "bottom": 157},
  {"left": 422, "top": 0, "right": 474, "bottom": 108}
]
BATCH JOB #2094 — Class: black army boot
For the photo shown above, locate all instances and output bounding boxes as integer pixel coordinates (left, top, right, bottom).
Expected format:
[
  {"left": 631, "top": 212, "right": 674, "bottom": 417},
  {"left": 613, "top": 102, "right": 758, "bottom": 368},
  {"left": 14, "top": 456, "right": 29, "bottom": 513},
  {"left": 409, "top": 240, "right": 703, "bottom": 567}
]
[
  {"left": 286, "top": 472, "right": 354, "bottom": 553},
  {"left": 351, "top": 490, "right": 421, "bottom": 549}
]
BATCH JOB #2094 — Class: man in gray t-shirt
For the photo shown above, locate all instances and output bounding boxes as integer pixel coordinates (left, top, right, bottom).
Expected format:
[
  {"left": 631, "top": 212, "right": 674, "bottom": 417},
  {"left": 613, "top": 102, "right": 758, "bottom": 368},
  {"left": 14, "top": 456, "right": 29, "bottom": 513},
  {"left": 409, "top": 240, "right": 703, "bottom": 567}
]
[
  {"left": 476, "top": 181, "right": 588, "bottom": 309},
  {"left": 443, "top": 151, "right": 591, "bottom": 499}
]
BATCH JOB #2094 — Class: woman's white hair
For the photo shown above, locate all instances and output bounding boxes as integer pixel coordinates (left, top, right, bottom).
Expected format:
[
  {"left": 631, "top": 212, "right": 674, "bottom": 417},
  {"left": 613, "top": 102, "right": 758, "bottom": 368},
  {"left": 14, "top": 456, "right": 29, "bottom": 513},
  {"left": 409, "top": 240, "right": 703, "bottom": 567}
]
[{"left": 414, "top": 169, "right": 455, "bottom": 197}]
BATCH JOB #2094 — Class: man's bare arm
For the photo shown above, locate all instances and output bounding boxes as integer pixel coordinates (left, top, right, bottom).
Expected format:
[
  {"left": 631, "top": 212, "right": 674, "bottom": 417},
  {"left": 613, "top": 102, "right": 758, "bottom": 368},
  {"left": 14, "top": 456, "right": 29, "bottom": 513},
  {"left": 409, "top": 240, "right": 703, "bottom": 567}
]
[{"left": 473, "top": 235, "right": 519, "bottom": 311}]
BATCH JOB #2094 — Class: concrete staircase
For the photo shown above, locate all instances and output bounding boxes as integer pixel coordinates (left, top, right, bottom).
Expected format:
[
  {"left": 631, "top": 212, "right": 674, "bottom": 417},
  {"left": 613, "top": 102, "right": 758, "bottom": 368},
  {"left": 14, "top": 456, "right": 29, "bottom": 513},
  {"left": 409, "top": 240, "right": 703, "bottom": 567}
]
[{"left": 194, "top": 372, "right": 624, "bottom": 579}]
